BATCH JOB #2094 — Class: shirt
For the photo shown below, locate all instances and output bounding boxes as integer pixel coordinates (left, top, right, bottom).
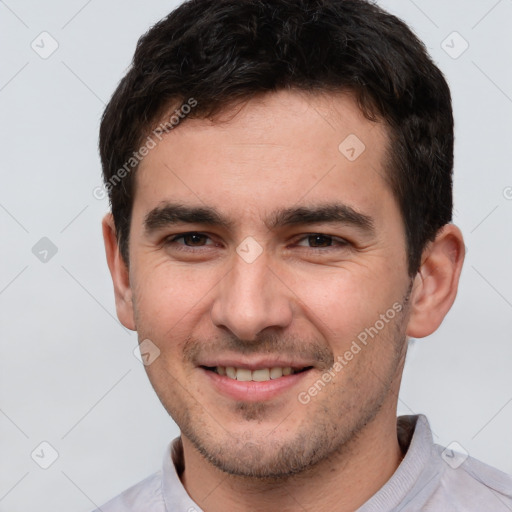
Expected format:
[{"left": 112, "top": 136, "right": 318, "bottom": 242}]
[{"left": 93, "top": 415, "right": 512, "bottom": 511}]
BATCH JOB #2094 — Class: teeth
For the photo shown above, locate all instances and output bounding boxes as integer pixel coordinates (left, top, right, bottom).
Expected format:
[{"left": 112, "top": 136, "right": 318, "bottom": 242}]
[
  {"left": 252, "top": 368, "right": 270, "bottom": 381},
  {"left": 270, "top": 367, "right": 283, "bottom": 379},
  {"left": 236, "top": 368, "right": 252, "bottom": 381},
  {"left": 215, "top": 366, "right": 297, "bottom": 381}
]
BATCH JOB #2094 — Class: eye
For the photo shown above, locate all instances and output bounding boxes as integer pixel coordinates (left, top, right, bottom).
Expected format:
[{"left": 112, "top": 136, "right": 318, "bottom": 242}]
[
  {"left": 295, "top": 234, "right": 349, "bottom": 248},
  {"left": 165, "top": 232, "right": 214, "bottom": 247}
]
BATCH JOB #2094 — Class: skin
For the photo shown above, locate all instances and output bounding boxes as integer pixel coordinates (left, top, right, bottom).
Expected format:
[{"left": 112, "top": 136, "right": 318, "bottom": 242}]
[{"left": 103, "top": 90, "right": 465, "bottom": 511}]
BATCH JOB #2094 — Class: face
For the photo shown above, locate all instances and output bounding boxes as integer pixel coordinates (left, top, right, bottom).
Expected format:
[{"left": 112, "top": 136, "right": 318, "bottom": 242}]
[{"left": 123, "top": 91, "right": 413, "bottom": 477}]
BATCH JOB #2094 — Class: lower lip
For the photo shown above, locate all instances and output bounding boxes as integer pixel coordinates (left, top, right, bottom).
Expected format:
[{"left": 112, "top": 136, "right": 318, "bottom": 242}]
[{"left": 201, "top": 368, "right": 312, "bottom": 402}]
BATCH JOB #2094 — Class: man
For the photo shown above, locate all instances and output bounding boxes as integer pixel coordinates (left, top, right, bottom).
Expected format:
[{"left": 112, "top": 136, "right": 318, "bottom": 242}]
[{"left": 96, "top": 0, "right": 512, "bottom": 510}]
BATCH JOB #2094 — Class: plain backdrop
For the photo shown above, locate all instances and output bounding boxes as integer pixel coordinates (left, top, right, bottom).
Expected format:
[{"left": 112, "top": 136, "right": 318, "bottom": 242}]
[{"left": 1, "top": 1, "right": 511, "bottom": 511}]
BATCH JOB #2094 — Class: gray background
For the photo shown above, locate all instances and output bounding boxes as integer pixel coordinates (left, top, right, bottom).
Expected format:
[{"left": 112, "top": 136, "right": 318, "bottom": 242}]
[{"left": 1, "top": 0, "right": 511, "bottom": 510}]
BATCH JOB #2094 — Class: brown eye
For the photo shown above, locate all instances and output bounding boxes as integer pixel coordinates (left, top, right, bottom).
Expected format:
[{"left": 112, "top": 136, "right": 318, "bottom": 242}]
[
  {"left": 166, "top": 232, "right": 213, "bottom": 247},
  {"left": 295, "top": 234, "right": 348, "bottom": 248},
  {"left": 181, "top": 233, "right": 208, "bottom": 246},
  {"left": 307, "top": 234, "right": 333, "bottom": 247}
]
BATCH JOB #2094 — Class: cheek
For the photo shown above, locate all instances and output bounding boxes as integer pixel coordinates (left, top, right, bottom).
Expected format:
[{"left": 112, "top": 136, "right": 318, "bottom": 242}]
[
  {"left": 283, "top": 265, "right": 402, "bottom": 347},
  {"left": 131, "top": 257, "right": 219, "bottom": 334}
]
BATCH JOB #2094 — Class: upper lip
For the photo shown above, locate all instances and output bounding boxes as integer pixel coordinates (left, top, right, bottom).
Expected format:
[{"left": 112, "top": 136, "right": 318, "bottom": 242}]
[{"left": 198, "top": 357, "right": 315, "bottom": 371}]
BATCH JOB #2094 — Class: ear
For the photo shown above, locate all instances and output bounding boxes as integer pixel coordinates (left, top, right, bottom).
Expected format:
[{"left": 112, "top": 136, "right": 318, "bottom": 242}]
[
  {"left": 406, "top": 224, "right": 465, "bottom": 338},
  {"left": 102, "top": 213, "right": 136, "bottom": 330}
]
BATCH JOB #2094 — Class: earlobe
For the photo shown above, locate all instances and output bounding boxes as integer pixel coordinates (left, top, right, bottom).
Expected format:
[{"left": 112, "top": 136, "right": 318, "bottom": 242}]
[
  {"left": 406, "top": 224, "right": 465, "bottom": 338},
  {"left": 102, "top": 213, "right": 136, "bottom": 330}
]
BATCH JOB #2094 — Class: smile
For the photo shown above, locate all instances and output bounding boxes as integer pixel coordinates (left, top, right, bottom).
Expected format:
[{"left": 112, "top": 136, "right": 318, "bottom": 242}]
[
  {"left": 203, "top": 366, "right": 312, "bottom": 382},
  {"left": 200, "top": 364, "right": 314, "bottom": 401}
]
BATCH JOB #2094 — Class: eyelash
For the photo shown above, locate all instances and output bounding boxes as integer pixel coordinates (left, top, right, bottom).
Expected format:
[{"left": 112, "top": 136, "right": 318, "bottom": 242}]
[
  {"left": 164, "top": 232, "right": 350, "bottom": 252},
  {"left": 164, "top": 232, "right": 217, "bottom": 251}
]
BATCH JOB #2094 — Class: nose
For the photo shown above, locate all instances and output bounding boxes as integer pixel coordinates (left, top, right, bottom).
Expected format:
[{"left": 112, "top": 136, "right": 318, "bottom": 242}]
[{"left": 210, "top": 251, "right": 294, "bottom": 341}]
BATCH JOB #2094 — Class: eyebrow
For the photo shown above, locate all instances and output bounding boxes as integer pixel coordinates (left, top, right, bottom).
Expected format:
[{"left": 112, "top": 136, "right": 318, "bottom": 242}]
[
  {"left": 144, "top": 203, "right": 234, "bottom": 233},
  {"left": 266, "top": 204, "right": 375, "bottom": 233},
  {"left": 144, "top": 202, "right": 375, "bottom": 235}
]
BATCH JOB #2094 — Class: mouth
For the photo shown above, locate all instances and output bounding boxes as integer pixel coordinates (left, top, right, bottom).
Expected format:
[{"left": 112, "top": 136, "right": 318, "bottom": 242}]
[
  {"left": 200, "top": 364, "right": 315, "bottom": 402},
  {"left": 201, "top": 365, "right": 313, "bottom": 382}
]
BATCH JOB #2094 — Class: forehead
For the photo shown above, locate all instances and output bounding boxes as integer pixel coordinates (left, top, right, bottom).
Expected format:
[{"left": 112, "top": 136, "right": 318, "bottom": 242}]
[{"left": 133, "top": 90, "right": 394, "bottom": 226}]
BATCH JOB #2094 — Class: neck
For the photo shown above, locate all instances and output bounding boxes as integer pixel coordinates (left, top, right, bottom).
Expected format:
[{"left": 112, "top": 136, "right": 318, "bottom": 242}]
[{"left": 180, "top": 409, "right": 404, "bottom": 512}]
